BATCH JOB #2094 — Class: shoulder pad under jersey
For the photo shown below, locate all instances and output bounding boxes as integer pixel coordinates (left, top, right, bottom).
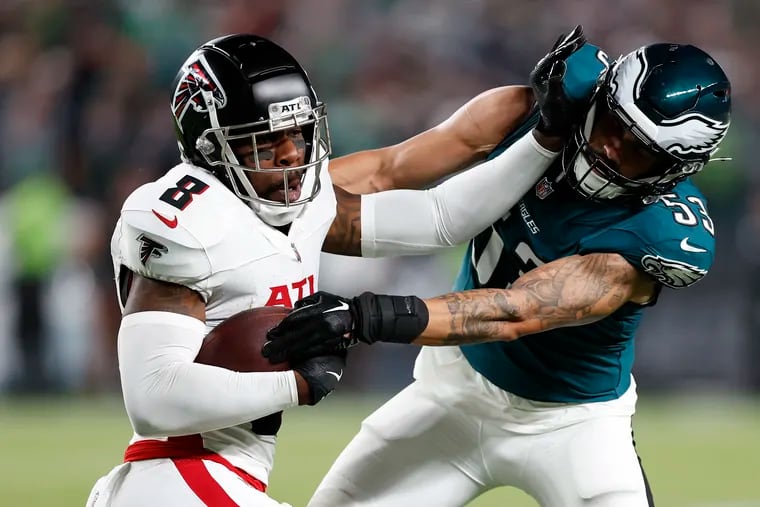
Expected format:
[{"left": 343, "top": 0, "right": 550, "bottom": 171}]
[
  {"left": 578, "top": 180, "right": 715, "bottom": 289},
  {"left": 112, "top": 164, "right": 240, "bottom": 300}
]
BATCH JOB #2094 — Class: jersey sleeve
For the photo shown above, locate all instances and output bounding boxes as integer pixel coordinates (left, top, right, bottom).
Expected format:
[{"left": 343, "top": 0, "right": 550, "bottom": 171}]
[
  {"left": 111, "top": 184, "right": 221, "bottom": 302},
  {"left": 577, "top": 182, "right": 715, "bottom": 289}
]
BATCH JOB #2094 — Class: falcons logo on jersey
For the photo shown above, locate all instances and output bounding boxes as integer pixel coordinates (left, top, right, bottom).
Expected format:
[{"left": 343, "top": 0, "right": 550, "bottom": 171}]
[
  {"left": 137, "top": 234, "right": 168, "bottom": 266},
  {"left": 641, "top": 254, "right": 707, "bottom": 288},
  {"left": 172, "top": 56, "right": 227, "bottom": 123}
]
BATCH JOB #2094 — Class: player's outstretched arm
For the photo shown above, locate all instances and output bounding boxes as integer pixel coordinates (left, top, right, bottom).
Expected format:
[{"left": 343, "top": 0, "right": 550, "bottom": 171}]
[
  {"left": 321, "top": 26, "right": 591, "bottom": 258},
  {"left": 262, "top": 253, "right": 656, "bottom": 362},
  {"left": 418, "top": 253, "right": 656, "bottom": 345},
  {"left": 328, "top": 85, "right": 535, "bottom": 195},
  {"left": 327, "top": 24, "right": 588, "bottom": 195},
  {"left": 321, "top": 130, "right": 560, "bottom": 257}
]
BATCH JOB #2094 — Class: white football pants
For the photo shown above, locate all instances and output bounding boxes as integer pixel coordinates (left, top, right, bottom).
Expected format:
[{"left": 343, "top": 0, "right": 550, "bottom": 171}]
[
  {"left": 309, "top": 346, "right": 653, "bottom": 507},
  {"left": 86, "top": 458, "right": 292, "bottom": 507}
]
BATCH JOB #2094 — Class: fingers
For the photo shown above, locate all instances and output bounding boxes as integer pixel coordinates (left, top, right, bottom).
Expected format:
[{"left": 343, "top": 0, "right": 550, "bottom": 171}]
[
  {"left": 550, "top": 33, "right": 566, "bottom": 52},
  {"left": 264, "top": 334, "right": 353, "bottom": 364},
  {"left": 263, "top": 322, "right": 311, "bottom": 359},
  {"left": 566, "top": 24, "right": 584, "bottom": 44},
  {"left": 268, "top": 309, "right": 307, "bottom": 334},
  {"left": 284, "top": 342, "right": 344, "bottom": 364},
  {"left": 533, "top": 25, "right": 585, "bottom": 84},
  {"left": 263, "top": 338, "right": 311, "bottom": 363},
  {"left": 560, "top": 25, "right": 584, "bottom": 49},
  {"left": 294, "top": 293, "right": 322, "bottom": 309},
  {"left": 269, "top": 300, "right": 328, "bottom": 334},
  {"left": 262, "top": 334, "right": 297, "bottom": 360},
  {"left": 547, "top": 60, "right": 568, "bottom": 92},
  {"left": 261, "top": 340, "right": 278, "bottom": 361},
  {"left": 549, "top": 25, "right": 585, "bottom": 60}
]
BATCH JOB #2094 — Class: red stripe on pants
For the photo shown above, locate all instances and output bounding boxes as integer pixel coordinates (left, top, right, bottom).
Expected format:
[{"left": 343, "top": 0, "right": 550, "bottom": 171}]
[
  {"left": 172, "top": 457, "right": 240, "bottom": 506},
  {"left": 123, "top": 435, "right": 267, "bottom": 502}
]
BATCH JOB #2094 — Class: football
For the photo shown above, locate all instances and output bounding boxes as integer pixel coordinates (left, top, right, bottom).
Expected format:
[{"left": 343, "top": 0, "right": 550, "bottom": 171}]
[{"left": 195, "top": 306, "right": 292, "bottom": 372}]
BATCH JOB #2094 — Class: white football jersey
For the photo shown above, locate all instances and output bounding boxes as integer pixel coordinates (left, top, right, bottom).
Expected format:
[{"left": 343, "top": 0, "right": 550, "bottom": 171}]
[{"left": 110, "top": 160, "right": 336, "bottom": 483}]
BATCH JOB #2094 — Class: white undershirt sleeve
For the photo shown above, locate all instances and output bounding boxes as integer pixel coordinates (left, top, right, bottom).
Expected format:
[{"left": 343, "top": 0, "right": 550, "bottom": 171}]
[
  {"left": 118, "top": 311, "right": 299, "bottom": 437},
  {"left": 361, "top": 132, "right": 558, "bottom": 257}
]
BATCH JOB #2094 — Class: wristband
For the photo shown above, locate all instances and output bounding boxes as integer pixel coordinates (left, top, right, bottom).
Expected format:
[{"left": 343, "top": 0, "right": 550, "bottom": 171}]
[{"left": 353, "top": 292, "right": 429, "bottom": 344}]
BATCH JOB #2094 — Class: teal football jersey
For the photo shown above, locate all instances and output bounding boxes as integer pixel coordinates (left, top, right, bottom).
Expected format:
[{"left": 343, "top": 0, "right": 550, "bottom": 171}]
[{"left": 458, "top": 44, "right": 715, "bottom": 403}]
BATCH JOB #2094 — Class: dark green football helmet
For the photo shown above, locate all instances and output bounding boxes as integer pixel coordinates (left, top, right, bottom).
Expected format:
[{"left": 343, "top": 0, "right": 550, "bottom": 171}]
[{"left": 562, "top": 43, "right": 731, "bottom": 202}]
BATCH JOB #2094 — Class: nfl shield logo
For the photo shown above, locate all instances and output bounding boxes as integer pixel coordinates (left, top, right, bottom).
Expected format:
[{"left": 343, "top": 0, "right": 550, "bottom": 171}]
[{"left": 535, "top": 177, "right": 554, "bottom": 200}]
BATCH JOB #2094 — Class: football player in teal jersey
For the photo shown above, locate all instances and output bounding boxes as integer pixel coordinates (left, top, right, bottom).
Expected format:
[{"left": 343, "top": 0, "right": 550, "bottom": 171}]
[{"left": 265, "top": 30, "right": 731, "bottom": 507}]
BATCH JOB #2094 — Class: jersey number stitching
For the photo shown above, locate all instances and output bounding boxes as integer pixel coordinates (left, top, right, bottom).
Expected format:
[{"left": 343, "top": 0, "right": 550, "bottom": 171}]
[
  {"left": 660, "top": 193, "right": 714, "bottom": 236},
  {"left": 473, "top": 226, "right": 545, "bottom": 287},
  {"left": 159, "top": 175, "right": 210, "bottom": 210}
]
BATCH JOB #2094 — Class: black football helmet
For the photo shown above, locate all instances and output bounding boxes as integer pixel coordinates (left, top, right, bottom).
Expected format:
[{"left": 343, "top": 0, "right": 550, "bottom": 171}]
[
  {"left": 562, "top": 43, "right": 731, "bottom": 202},
  {"left": 171, "top": 34, "right": 330, "bottom": 225}
]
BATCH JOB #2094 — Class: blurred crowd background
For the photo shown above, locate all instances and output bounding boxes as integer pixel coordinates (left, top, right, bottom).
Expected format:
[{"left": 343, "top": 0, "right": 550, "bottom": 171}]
[{"left": 0, "top": 0, "right": 758, "bottom": 397}]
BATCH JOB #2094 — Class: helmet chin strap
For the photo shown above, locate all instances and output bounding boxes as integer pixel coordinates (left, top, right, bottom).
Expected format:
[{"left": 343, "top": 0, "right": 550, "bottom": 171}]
[
  {"left": 248, "top": 143, "right": 326, "bottom": 227},
  {"left": 254, "top": 201, "right": 306, "bottom": 227},
  {"left": 573, "top": 156, "right": 625, "bottom": 200},
  {"left": 251, "top": 159, "right": 325, "bottom": 226}
]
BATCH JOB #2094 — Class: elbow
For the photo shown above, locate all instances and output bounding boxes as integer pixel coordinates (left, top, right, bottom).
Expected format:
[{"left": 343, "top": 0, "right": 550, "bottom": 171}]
[
  {"left": 368, "top": 171, "right": 396, "bottom": 193},
  {"left": 129, "top": 413, "right": 166, "bottom": 438},
  {"left": 123, "top": 389, "right": 179, "bottom": 437},
  {"left": 498, "top": 313, "right": 543, "bottom": 343},
  {"left": 493, "top": 302, "right": 532, "bottom": 343},
  {"left": 372, "top": 146, "right": 409, "bottom": 191},
  {"left": 496, "top": 324, "right": 521, "bottom": 343},
  {"left": 121, "top": 366, "right": 193, "bottom": 437}
]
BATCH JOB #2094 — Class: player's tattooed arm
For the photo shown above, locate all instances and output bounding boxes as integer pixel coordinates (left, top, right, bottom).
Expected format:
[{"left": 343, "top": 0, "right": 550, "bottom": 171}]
[
  {"left": 417, "top": 253, "right": 656, "bottom": 346},
  {"left": 322, "top": 186, "right": 362, "bottom": 256},
  {"left": 123, "top": 273, "right": 206, "bottom": 321}
]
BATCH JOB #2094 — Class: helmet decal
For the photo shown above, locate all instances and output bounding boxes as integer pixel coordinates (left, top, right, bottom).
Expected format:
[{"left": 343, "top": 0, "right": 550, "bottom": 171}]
[
  {"left": 658, "top": 112, "right": 729, "bottom": 156},
  {"left": 608, "top": 48, "right": 649, "bottom": 102},
  {"left": 172, "top": 55, "right": 227, "bottom": 125},
  {"left": 268, "top": 96, "right": 313, "bottom": 129},
  {"left": 608, "top": 47, "right": 729, "bottom": 159}
]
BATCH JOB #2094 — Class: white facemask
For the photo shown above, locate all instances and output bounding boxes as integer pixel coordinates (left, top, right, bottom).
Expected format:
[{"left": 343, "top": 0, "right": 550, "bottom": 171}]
[
  {"left": 571, "top": 103, "right": 626, "bottom": 200},
  {"left": 250, "top": 161, "right": 321, "bottom": 226}
]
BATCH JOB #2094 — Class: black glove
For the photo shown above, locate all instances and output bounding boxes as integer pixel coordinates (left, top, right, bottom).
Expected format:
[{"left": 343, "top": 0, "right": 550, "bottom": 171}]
[
  {"left": 263, "top": 291, "right": 357, "bottom": 364},
  {"left": 529, "top": 25, "right": 588, "bottom": 138},
  {"left": 262, "top": 291, "right": 429, "bottom": 363},
  {"left": 293, "top": 353, "right": 346, "bottom": 405}
]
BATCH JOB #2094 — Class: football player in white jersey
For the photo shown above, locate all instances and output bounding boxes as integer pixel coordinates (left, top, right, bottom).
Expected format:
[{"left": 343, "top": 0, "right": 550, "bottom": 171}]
[{"left": 86, "top": 30, "right": 577, "bottom": 506}]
